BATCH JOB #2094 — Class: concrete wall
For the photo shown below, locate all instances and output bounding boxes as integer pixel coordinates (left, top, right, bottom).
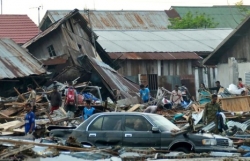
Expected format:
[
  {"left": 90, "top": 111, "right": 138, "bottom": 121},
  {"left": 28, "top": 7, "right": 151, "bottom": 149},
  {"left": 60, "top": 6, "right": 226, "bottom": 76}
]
[{"left": 218, "top": 62, "right": 250, "bottom": 87}]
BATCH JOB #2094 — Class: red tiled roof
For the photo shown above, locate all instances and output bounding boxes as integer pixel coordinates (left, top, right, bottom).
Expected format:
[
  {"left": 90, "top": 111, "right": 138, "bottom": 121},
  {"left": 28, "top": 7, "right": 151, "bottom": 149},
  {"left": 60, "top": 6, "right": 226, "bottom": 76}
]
[{"left": 0, "top": 15, "right": 40, "bottom": 44}]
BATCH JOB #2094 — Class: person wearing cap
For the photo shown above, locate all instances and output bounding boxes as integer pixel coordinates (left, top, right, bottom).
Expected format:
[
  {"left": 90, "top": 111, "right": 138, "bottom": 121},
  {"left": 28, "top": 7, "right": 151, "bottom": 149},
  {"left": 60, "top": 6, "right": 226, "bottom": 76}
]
[
  {"left": 82, "top": 100, "right": 95, "bottom": 121},
  {"left": 49, "top": 85, "right": 62, "bottom": 114},
  {"left": 203, "top": 94, "right": 221, "bottom": 134}
]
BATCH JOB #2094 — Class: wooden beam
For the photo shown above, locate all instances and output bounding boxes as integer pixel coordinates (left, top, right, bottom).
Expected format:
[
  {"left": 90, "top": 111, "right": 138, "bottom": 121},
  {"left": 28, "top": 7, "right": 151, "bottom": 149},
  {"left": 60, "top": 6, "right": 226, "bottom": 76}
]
[
  {"left": 0, "top": 144, "right": 34, "bottom": 159},
  {"left": 14, "top": 87, "right": 26, "bottom": 101},
  {"left": 127, "top": 104, "right": 141, "bottom": 112},
  {"left": 0, "top": 112, "right": 9, "bottom": 118}
]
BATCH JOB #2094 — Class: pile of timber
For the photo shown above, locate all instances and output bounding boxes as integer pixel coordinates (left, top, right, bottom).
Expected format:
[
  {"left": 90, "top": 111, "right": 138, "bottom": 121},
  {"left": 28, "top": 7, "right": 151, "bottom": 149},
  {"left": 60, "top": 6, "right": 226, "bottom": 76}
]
[{"left": 0, "top": 87, "right": 70, "bottom": 136}]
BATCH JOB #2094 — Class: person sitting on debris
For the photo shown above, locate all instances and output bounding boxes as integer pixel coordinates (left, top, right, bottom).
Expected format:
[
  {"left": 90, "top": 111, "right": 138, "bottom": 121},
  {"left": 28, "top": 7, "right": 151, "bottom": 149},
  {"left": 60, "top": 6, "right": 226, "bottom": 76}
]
[
  {"left": 49, "top": 85, "right": 62, "bottom": 115},
  {"left": 170, "top": 85, "right": 183, "bottom": 108},
  {"left": 64, "top": 82, "right": 78, "bottom": 118},
  {"left": 198, "top": 83, "right": 208, "bottom": 92},
  {"left": 238, "top": 78, "right": 245, "bottom": 88},
  {"left": 82, "top": 100, "right": 95, "bottom": 121},
  {"left": 140, "top": 84, "right": 150, "bottom": 103},
  {"left": 144, "top": 104, "right": 163, "bottom": 114},
  {"left": 24, "top": 103, "right": 35, "bottom": 136},
  {"left": 203, "top": 94, "right": 221, "bottom": 134},
  {"left": 27, "top": 84, "right": 36, "bottom": 113},
  {"left": 209, "top": 81, "right": 223, "bottom": 94}
]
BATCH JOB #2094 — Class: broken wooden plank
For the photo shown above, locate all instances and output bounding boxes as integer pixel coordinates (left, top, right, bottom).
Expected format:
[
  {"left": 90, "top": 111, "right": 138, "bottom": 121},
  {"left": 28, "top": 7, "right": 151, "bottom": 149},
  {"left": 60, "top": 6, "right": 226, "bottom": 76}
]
[
  {"left": 0, "top": 132, "right": 14, "bottom": 136},
  {"left": 127, "top": 104, "right": 141, "bottom": 112},
  {"left": 0, "top": 112, "right": 10, "bottom": 118},
  {"left": 45, "top": 111, "right": 55, "bottom": 125},
  {"left": 1, "top": 107, "right": 23, "bottom": 116},
  {"left": 6, "top": 121, "right": 24, "bottom": 131},
  {"left": 0, "top": 144, "right": 34, "bottom": 159},
  {"left": 4, "top": 102, "right": 25, "bottom": 106},
  {"left": 0, "top": 120, "right": 23, "bottom": 131},
  {"left": 14, "top": 87, "right": 26, "bottom": 101}
]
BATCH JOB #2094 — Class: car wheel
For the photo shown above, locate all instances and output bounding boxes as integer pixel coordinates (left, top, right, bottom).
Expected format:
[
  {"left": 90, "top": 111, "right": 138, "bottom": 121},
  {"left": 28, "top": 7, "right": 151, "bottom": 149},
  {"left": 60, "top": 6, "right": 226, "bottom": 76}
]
[{"left": 174, "top": 147, "right": 190, "bottom": 153}]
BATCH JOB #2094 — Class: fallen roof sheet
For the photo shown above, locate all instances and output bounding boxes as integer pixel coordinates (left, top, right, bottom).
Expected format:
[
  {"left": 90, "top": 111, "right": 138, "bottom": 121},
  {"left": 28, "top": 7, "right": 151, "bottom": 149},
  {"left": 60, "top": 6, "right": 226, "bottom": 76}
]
[
  {"left": 95, "top": 29, "right": 233, "bottom": 53},
  {"left": 0, "top": 38, "right": 46, "bottom": 79},
  {"left": 40, "top": 10, "right": 170, "bottom": 31},
  {"left": 88, "top": 56, "right": 139, "bottom": 98},
  {"left": 171, "top": 6, "right": 250, "bottom": 29},
  {"left": 0, "top": 15, "right": 40, "bottom": 44},
  {"left": 108, "top": 52, "right": 201, "bottom": 60}
]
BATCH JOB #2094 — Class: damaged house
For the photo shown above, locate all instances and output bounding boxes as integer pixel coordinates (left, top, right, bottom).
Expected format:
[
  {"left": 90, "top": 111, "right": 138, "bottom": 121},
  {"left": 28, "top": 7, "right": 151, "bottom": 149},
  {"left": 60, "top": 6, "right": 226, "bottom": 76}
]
[
  {"left": 23, "top": 9, "right": 139, "bottom": 100},
  {"left": 203, "top": 15, "right": 250, "bottom": 87},
  {"left": 0, "top": 38, "right": 46, "bottom": 97},
  {"left": 38, "top": 9, "right": 233, "bottom": 99}
]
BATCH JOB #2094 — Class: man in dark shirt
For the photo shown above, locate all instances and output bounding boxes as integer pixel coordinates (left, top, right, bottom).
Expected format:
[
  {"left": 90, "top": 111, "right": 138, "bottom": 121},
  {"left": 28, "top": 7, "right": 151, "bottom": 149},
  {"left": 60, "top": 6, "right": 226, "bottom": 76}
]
[
  {"left": 203, "top": 94, "right": 221, "bottom": 134},
  {"left": 209, "top": 81, "right": 223, "bottom": 94},
  {"left": 49, "top": 86, "right": 62, "bottom": 114}
]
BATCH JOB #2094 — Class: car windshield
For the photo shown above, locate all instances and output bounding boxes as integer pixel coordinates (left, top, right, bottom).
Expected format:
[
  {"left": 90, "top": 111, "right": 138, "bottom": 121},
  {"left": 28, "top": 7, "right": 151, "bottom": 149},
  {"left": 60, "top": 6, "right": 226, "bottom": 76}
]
[{"left": 147, "top": 115, "right": 180, "bottom": 132}]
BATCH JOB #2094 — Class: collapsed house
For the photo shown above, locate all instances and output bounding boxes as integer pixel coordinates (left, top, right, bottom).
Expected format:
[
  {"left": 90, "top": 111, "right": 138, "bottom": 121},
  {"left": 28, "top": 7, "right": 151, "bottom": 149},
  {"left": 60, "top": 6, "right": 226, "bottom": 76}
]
[
  {"left": 23, "top": 9, "right": 139, "bottom": 100},
  {"left": 0, "top": 38, "right": 46, "bottom": 97},
  {"left": 38, "top": 9, "right": 233, "bottom": 99}
]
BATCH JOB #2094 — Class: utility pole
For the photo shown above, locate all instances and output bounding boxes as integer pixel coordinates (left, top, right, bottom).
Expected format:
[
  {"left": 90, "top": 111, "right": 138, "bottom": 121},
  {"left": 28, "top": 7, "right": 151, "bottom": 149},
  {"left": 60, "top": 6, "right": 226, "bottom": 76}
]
[
  {"left": 85, "top": 9, "right": 97, "bottom": 57},
  {"left": 29, "top": 6, "right": 42, "bottom": 25}
]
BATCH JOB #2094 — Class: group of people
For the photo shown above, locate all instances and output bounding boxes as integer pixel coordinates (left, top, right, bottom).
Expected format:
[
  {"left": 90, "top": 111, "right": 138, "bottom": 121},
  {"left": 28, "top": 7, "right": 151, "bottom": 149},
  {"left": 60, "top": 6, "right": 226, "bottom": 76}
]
[
  {"left": 23, "top": 82, "right": 97, "bottom": 136},
  {"left": 140, "top": 83, "right": 191, "bottom": 110},
  {"left": 143, "top": 79, "right": 248, "bottom": 134}
]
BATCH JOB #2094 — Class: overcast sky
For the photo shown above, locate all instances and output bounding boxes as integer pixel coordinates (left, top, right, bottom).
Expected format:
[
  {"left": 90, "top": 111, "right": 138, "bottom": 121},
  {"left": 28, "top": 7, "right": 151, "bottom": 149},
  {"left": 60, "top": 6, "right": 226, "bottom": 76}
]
[{"left": 1, "top": 0, "right": 250, "bottom": 25}]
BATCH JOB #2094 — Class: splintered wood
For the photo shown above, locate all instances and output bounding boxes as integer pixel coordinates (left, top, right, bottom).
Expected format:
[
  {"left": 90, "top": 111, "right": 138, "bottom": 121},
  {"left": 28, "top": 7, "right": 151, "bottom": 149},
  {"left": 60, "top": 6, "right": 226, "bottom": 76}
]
[{"left": 220, "top": 96, "right": 250, "bottom": 112}]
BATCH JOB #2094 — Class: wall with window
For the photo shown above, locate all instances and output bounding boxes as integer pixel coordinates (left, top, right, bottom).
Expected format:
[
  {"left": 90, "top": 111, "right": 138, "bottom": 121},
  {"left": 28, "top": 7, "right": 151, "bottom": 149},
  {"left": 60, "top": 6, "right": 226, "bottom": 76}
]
[{"left": 28, "top": 28, "right": 66, "bottom": 59}]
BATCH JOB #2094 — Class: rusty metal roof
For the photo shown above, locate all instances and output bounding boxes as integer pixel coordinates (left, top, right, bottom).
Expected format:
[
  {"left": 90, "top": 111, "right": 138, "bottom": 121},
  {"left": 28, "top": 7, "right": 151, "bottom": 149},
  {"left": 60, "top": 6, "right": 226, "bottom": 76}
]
[
  {"left": 0, "top": 38, "right": 45, "bottom": 79},
  {"left": 88, "top": 56, "right": 139, "bottom": 98},
  {"left": 40, "top": 10, "right": 170, "bottom": 30},
  {"left": 95, "top": 29, "right": 233, "bottom": 53},
  {"left": 109, "top": 52, "right": 200, "bottom": 60}
]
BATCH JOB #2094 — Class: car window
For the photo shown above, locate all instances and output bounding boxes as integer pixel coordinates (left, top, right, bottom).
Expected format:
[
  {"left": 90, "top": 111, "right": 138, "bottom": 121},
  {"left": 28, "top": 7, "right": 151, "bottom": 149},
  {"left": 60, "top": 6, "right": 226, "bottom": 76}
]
[
  {"left": 102, "top": 116, "right": 123, "bottom": 131},
  {"left": 147, "top": 115, "right": 180, "bottom": 131},
  {"left": 125, "top": 116, "right": 152, "bottom": 131},
  {"left": 88, "top": 116, "right": 104, "bottom": 131}
]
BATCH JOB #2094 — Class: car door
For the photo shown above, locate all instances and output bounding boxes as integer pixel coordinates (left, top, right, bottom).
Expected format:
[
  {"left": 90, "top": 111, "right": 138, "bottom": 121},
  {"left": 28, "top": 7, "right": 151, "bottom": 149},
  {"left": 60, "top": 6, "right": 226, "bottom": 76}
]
[
  {"left": 122, "top": 115, "right": 160, "bottom": 148},
  {"left": 87, "top": 115, "right": 123, "bottom": 147}
]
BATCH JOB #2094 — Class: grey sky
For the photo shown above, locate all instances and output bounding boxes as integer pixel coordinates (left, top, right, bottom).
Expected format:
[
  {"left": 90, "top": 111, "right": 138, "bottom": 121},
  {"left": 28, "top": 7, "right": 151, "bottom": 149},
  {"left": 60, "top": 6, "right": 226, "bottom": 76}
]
[{"left": 1, "top": 0, "right": 250, "bottom": 25}]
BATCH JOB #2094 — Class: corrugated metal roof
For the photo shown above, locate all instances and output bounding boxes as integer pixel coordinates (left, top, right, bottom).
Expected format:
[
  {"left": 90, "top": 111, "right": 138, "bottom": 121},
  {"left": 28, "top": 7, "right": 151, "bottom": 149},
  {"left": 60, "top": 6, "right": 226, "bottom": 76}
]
[
  {"left": 0, "top": 15, "right": 40, "bottom": 44},
  {"left": 88, "top": 56, "right": 139, "bottom": 98},
  {"left": 95, "top": 29, "right": 233, "bottom": 53},
  {"left": 42, "top": 10, "right": 170, "bottom": 30},
  {"left": 171, "top": 6, "right": 250, "bottom": 29},
  {"left": 109, "top": 52, "right": 200, "bottom": 60},
  {"left": 0, "top": 38, "right": 46, "bottom": 79}
]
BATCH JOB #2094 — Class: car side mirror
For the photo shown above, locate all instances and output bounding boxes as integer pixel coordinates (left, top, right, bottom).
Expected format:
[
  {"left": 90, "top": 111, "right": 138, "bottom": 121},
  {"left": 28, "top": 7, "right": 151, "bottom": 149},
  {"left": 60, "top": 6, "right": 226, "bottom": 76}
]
[{"left": 152, "top": 127, "right": 159, "bottom": 132}]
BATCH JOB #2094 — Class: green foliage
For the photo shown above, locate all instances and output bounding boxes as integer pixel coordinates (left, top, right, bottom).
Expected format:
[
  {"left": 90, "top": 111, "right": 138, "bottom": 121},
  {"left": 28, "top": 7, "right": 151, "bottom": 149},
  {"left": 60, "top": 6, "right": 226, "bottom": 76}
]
[
  {"left": 235, "top": 0, "right": 250, "bottom": 17},
  {"left": 168, "top": 11, "right": 219, "bottom": 29}
]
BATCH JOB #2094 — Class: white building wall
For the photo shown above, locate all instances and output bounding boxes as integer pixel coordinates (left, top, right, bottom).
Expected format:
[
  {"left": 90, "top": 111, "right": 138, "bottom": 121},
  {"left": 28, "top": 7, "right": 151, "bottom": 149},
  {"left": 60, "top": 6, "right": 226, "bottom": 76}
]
[{"left": 218, "top": 62, "right": 250, "bottom": 87}]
